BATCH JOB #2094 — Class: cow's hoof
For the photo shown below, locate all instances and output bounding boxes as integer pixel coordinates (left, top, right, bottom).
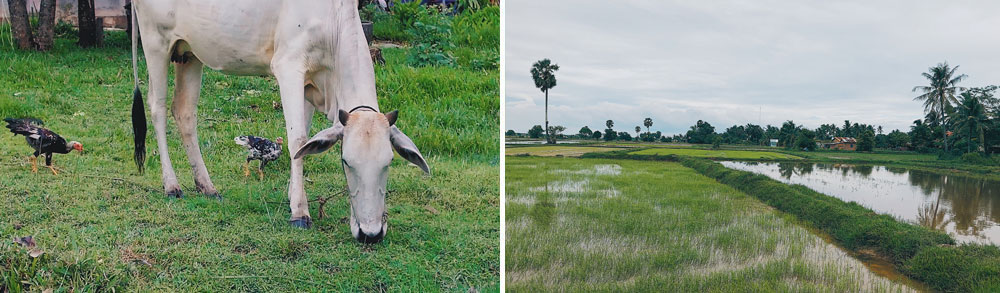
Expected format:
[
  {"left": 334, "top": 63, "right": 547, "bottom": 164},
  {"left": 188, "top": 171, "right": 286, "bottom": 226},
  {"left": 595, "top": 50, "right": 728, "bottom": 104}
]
[
  {"left": 205, "top": 193, "right": 223, "bottom": 201},
  {"left": 166, "top": 189, "right": 183, "bottom": 199},
  {"left": 289, "top": 217, "right": 312, "bottom": 229}
]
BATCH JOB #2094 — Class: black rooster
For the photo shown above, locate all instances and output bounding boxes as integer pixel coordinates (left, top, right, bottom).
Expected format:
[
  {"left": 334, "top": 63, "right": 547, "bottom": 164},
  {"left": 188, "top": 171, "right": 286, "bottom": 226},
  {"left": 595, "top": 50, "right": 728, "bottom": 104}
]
[
  {"left": 4, "top": 118, "right": 83, "bottom": 175},
  {"left": 235, "top": 135, "right": 282, "bottom": 179}
]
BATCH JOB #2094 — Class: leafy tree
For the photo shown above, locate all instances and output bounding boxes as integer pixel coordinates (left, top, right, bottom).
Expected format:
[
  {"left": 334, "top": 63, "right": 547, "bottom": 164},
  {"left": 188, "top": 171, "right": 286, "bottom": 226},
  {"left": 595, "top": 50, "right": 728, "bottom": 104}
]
[
  {"left": 913, "top": 62, "right": 967, "bottom": 153},
  {"left": 746, "top": 124, "right": 764, "bottom": 145},
  {"left": 548, "top": 125, "right": 566, "bottom": 141},
  {"left": 857, "top": 130, "right": 875, "bottom": 152},
  {"left": 578, "top": 126, "right": 593, "bottom": 138},
  {"left": 711, "top": 136, "right": 722, "bottom": 149},
  {"left": 795, "top": 129, "right": 817, "bottom": 151},
  {"left": 685, "top": 120, "right": 716, "bottom": 144},
  {"left": 816, "top": 124, "right": 838, "bottom": 140},
  {"left": 603, "top": 129, "right": 617, "bottom": 141},
  {"left": 505, "top": 130, "right": 516, "bottom": 136},
  {"left": 618, "top": 132, "right": 633, "bottom": 141},
  {"left": 528, "top": 125, "right": 543, "bottom": 139},
  {"left": 887, "top": 130, "right": 910, "bottom": 149},
  {"left": 910, "top": 119, "right": 934, "bottom": 151},
  {"left": 592, "top": 131, "right": 602, "bottom": 140},
  {"left": 531, "top": 59, "right": 560, "bottom": 144},
  {"left": 953, "top": 93, "right": 988, "bottom": 153},
  {"left": 634, "top": 126, "right": 641, "bottom": 141},
  {"left": 779, "top": 121, "right": 799, "bottom": 147}
]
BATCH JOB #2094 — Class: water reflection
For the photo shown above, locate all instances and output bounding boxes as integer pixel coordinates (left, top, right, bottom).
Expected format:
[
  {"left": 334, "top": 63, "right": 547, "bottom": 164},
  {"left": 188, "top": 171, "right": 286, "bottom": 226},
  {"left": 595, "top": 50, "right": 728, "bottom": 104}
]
[{"left": 722, "top": 161, "right": 1000, "bottom": 245}]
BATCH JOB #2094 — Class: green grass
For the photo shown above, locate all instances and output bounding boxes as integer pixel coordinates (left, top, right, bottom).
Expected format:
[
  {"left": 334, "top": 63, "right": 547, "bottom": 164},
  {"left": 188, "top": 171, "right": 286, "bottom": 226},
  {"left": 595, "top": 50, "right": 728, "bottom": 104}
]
[
  {"left": 629, "top": 147, "right": 801, "bottom": 160},
  {"left": 0, "top": 25, "right": 498, "bottom": 291},
  {"left": 506, "top": 156, "right": 914, "bottom": 292}
]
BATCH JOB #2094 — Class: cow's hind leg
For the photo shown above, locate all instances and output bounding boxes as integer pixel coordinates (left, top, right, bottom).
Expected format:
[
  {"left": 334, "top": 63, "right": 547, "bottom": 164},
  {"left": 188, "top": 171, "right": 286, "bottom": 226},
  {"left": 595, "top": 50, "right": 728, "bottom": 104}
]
[
  {"left": 172, "top": 55, "right": 220, "bottom": 199},
  {"left": 143, "top": 44, "right": 182, "bottom": 197}
]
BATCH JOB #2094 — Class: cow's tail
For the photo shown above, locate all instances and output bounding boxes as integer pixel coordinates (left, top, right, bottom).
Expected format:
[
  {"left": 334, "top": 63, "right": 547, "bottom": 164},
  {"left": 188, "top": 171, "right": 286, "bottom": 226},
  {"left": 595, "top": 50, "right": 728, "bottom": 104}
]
[{"left": 130, "top": 3, "right": 146, "bottom": 174}]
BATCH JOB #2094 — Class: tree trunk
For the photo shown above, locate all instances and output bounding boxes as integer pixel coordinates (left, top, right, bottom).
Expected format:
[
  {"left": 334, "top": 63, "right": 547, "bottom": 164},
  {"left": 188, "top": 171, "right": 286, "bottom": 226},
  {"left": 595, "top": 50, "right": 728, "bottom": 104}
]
[
  {"left": 942, "top": 102, "right": 949, "bottom": 153},
  {"left": 544, "top": 89, "right": 550, "bottom": 144},
  {"left": 7, "top": 0, "right": 35, "bottom": 50},
  {"left": 34, "top": 0, "right": 57, "bottom": 51},
  {"left": 78, "top": 0, "right": 99, "bottom": 47}
]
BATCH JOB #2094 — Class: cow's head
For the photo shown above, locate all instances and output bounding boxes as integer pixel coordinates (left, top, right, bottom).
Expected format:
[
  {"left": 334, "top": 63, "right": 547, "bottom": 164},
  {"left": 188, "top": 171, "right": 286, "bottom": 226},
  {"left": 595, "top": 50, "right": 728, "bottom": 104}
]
[{"left": 293, "top": 108, "right": 429, "bottom": 244}]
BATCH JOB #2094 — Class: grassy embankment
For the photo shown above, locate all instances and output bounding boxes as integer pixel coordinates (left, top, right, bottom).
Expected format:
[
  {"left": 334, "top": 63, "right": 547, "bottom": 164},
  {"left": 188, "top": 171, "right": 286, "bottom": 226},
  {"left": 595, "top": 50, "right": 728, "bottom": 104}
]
[
  {"left": 506, "top": 156, "right": 914, "bottom": 291},
  {"left": 0, "top": 7, "right": 499, "bottom": 292},
  {"left": 680, "top": 158, "right": 1000, "bottom": 292},
  {"left": 505, "top": 145, "right": 622, "bottom": 157}
]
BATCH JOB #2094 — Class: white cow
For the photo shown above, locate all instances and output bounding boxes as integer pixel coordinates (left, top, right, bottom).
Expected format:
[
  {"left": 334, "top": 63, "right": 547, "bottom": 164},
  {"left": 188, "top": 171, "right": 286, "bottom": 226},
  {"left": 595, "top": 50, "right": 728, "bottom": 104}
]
[{"left": 129, "top": 0, "right": 430, "bottom": 243}]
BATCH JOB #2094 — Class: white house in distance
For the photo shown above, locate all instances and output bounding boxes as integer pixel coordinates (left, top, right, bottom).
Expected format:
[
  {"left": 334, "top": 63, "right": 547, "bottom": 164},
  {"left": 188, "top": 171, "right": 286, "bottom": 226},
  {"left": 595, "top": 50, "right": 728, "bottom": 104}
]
[
  {"left": 769, "top": 139, "right": 779, "bottom": 147},
  {"left": 0, "top": 0, "right": 129, "bottom": 29}
]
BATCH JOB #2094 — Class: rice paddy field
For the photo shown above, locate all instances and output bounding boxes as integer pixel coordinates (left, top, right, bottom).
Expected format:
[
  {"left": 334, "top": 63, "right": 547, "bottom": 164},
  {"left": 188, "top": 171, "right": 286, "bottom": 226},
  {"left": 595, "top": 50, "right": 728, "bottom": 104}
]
[
  {"left": 629, "top": 147, "right": 802, "bottom": 160},
  {"left": 504, "top": 145, "right": 620, "bottom": 157},
  {"left": 505, "top": 156, "right": 914, "bottom": 292}
]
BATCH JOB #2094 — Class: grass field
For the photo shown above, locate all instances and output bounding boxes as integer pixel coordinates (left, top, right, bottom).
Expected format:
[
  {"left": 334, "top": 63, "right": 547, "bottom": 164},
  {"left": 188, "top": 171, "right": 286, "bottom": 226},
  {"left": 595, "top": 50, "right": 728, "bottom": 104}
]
[
  {"left": 504, "top": 145, "right": 620, "bottom": 157},
  {"left": 0, "top": 15, "right": 498, "bottom": 292},
  {"left": 629, "top": 147, "right": 801, "bottom": 160},
  {"left": 505, "top": 156, "right": 912, "bottom": 291}
]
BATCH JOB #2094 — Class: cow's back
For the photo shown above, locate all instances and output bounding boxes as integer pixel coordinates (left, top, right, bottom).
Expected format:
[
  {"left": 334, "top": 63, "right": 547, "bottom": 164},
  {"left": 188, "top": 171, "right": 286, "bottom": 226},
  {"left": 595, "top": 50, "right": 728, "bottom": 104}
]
[{"left": 137, "top": 0, "right": 335, "bottom": 76}]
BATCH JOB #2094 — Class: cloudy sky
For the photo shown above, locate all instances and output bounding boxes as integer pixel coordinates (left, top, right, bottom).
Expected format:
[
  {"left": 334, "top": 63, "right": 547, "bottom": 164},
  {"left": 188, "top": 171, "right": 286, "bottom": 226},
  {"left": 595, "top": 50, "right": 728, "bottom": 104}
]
[{"left": 504, "top": 0, "right": 1000, "bottom": 136}]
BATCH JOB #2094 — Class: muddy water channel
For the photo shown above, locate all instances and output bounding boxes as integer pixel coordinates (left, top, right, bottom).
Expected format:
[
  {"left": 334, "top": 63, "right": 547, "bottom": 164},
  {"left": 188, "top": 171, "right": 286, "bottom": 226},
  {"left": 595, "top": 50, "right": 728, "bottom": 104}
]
[{"left": 722, "top": 161, "right": 1000, "bottom": 245}]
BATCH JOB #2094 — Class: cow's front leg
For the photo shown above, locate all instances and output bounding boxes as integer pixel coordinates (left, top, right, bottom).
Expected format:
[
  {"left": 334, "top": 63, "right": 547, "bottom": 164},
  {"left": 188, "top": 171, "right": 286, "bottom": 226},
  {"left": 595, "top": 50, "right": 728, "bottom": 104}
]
[
  {"left": 274, "top": 66, "right": 312, "bottom": 228},
  {"left": 143, "top": 46, "right": 182, "bottom": 197},
  {"left": 172, "top": 56, "right": 219, "bottom": 199}
]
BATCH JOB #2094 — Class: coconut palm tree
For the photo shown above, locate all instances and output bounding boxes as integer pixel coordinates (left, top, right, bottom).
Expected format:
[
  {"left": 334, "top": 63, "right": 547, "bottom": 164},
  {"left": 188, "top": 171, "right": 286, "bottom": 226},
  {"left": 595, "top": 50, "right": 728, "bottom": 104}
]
[
  {"left": 531, "top": 59, "right": 560, "bottom": 144},
  {"left": 913, "top": 62, "right": 967, "bottom": 153},
  {"left": 954, "top": 94, "right": 988, "bottom": 153}
]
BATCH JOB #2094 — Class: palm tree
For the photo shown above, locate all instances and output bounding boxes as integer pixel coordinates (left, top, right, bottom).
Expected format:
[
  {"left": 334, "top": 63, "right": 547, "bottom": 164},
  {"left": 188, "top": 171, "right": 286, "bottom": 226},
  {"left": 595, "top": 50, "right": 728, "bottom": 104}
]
[
  {"left": 954, "top": 94, "right": 987, "bottom": 153},
  {"left": 606, "top": 119, "right": 614, "bottom": 130},
  {"left": 643, "top": 118, "right": 653, "bottom": 136},
  {"left": 913, "top": 62, "right": 967, "bottom": 153},
  {"left": 635, "top": 126, "right": 641, "bottom": 141},
  {"left": 531, "top": 59, "right": 560, "bottom": 144}
]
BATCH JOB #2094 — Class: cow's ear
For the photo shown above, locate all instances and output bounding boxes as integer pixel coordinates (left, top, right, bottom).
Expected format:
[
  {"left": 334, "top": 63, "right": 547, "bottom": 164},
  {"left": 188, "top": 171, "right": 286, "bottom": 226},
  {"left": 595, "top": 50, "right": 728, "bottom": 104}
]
[
  {"left": 389, "top": 126, "right": 430, "bottom": 175},
  {"left": 385, "top": 110, "right": 398, "bottom": 126},
  {"left": 338, "top": 109, "right": 350, "bottom": 126},
  {"left": 294, "top": 124, "right": 344, "bottom": 159}
]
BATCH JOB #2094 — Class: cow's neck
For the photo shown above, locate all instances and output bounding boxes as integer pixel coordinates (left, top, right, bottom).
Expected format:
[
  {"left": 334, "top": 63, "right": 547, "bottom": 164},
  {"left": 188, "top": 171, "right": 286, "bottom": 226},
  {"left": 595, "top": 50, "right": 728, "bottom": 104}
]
[{"left": 324, "top": 3, "right": 379, "bottom": 121}]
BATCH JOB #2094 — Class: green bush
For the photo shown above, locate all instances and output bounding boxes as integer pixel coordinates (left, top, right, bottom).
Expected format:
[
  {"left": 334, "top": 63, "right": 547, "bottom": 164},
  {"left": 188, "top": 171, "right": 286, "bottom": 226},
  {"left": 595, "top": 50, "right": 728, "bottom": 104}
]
[
  {"left": 406, "top": 10, "right": 455, "bottom": 67},
  {"left": 961, "top": 152, "right": 993, "bottom": 165},
  {"left": 373, "top": 8, "right": 409, "bottom": 42},
  {"left": 452, "top": 6, "right": 499, "bottom": 51}
]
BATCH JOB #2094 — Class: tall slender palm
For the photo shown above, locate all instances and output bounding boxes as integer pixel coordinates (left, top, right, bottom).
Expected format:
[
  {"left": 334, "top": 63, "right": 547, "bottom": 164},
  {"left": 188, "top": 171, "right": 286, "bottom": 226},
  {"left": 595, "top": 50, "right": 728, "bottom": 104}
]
[
  {"left": 635, "top": 126, "right": 641, "bottom": 141},
  {"left": 643, "top": 118, "right": 653, "bottom": 136},
  {"left": 913, "top": 62, "right": 967, "bottom": 152},
  {"left": 531, "top": 59, "right": 560, "bottom": 144},
  {"left": 954, "top": 94, "right": 987, "bottom": 153}
]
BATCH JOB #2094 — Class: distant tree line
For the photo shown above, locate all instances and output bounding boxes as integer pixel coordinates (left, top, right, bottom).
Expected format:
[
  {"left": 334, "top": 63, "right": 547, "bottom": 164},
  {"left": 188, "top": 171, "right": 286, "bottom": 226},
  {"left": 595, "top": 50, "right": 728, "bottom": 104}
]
[{"left": 510, "top": 62, "right": 998, "bottom": 157}]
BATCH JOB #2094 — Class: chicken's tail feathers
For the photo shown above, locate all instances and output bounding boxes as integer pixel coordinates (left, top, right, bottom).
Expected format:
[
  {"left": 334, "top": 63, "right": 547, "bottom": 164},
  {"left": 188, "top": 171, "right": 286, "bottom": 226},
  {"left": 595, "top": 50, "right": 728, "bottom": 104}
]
[{"left": 4, "top": 118, "right": 40, "bottom": 136}]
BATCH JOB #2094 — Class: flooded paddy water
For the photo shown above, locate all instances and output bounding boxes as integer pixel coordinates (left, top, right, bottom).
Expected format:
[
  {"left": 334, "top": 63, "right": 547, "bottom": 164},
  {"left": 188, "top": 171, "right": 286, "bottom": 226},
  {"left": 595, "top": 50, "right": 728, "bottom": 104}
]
[{"left": 722, "top": 161, "right": 1000, "bottom": 245}]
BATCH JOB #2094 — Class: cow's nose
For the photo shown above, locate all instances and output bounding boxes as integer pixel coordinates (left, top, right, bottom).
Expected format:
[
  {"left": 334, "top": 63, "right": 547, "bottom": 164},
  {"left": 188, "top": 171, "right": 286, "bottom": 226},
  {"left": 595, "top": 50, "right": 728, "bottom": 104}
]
[{"left": 356, "top": 228, "right": 384, "bottom": 244}]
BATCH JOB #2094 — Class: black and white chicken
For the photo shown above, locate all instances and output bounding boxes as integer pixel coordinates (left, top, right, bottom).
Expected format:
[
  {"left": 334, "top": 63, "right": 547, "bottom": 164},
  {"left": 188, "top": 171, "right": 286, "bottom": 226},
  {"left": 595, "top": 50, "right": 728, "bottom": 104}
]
[
  {"left": 235, "top": 135, "right": 283, "bottom": 179},
  {"left": 4, "top": 118, "right": 83, "bottom": 175}
]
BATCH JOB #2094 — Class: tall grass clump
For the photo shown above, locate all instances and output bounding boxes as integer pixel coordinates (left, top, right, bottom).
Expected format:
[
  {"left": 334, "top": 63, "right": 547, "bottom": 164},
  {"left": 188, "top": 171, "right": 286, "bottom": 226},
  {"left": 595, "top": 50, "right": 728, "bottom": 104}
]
[
  {"left": 906, "top": 245, "right": 1000, "bottom": 291},
  {"left": 679, "top": 158, "right": 953, "bottom": 262}
]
